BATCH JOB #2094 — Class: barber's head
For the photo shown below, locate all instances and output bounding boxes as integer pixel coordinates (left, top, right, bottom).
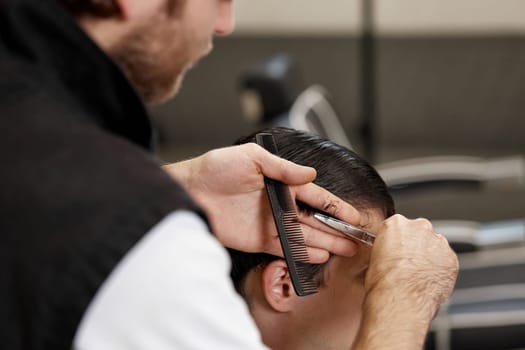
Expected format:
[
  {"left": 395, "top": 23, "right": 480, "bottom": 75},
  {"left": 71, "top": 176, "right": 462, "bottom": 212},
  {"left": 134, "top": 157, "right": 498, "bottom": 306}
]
[
  {"left": 59, "top": 0, "right": 234, "bottom": 104},
  {"left": 229, "top": 127, "right": 395, "bottom": 350}
]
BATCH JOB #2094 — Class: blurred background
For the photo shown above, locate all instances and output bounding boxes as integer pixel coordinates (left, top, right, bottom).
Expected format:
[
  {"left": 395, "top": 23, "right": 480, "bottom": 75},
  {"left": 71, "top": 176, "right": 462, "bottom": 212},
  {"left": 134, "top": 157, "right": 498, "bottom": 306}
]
[
  {"left": 152, "top": 0, "right": 525, "bottom": 162},
  {"left": 151, "top": 0, "right": 524, "bottom": 221},
  {"left": 151, "top": 2, "right": 525, "bottom": 348}
]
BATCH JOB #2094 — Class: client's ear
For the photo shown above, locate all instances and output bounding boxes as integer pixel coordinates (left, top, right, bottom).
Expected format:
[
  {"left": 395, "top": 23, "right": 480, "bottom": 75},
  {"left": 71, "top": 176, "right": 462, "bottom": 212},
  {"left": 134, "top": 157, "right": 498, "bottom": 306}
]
[{"left": 261, "top": 260, "right": 295, "bottom": 312}]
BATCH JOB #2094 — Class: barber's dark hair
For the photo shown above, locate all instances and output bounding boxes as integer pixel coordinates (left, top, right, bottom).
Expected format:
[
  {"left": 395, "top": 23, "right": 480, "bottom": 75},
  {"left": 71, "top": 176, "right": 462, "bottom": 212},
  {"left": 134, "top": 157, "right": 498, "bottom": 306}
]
[
  {"left": 228, "top": 127, "right": 395, "bottom": 296},
  {"left": 57, "top": 0, "right": 184, "bottom": 17},
  {"left": 57, "top": 0, "right": 121, "bottom": 17}
]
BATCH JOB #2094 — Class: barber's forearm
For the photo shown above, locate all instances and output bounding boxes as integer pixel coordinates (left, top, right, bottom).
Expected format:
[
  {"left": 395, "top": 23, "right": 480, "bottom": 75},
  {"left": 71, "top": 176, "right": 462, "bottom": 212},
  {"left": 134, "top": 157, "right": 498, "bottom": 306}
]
[{"left": 351, "top": 289, "right": 432, "bottom": 350}]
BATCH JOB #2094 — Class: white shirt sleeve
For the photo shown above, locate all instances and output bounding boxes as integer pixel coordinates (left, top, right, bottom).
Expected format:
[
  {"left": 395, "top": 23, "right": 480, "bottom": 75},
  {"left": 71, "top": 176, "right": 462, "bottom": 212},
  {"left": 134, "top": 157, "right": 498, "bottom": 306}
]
[{"left": 73, "top": 211, "right": 268, "bottom": 350}]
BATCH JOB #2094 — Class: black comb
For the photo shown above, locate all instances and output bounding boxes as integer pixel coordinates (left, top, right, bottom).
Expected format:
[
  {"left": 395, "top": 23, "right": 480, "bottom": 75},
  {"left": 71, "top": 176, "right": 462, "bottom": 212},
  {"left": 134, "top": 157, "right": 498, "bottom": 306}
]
[{"left": 255, "top": 133, "right": 318, "bottom": 296}]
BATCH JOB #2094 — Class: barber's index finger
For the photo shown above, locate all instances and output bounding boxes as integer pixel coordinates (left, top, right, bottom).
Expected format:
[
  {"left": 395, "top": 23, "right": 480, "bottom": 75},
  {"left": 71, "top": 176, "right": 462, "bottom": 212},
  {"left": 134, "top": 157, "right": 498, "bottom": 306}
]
[{"left": 291, "top": 182, "right": 361, "bottom": 226}]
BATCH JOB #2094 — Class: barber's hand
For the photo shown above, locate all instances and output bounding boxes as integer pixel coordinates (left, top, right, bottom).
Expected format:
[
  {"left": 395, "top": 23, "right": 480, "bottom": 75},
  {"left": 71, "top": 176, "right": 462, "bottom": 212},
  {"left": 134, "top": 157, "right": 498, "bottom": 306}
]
[
  {"left": 366, "top": 214, "right": 459, "bottom": 320},
  {"left": 353, "top": 215, "right": 458, "bottom": 350},
  {"left": 163, "top": 143, "right": 360, "bottom": 263}
]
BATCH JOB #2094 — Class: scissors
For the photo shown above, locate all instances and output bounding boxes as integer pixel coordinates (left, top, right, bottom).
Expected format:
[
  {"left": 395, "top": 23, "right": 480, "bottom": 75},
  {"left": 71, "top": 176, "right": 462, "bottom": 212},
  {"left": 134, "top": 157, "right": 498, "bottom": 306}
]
[{"left": 314, "top": 212, "right": 375, "bottom": 246}]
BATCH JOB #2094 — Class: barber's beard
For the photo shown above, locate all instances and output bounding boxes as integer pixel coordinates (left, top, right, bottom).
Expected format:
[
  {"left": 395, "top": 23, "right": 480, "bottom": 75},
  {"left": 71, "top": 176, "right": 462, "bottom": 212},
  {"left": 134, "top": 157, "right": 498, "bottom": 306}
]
[{"left": 109, "top": 20, "right": 190, "bottom": 105}]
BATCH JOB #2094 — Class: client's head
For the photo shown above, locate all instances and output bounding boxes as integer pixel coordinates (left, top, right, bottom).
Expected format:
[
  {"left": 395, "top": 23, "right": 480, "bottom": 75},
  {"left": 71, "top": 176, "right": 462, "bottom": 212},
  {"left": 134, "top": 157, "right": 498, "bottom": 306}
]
[{"left": 229, "top": 127, "right": 395, "bottom": 350}]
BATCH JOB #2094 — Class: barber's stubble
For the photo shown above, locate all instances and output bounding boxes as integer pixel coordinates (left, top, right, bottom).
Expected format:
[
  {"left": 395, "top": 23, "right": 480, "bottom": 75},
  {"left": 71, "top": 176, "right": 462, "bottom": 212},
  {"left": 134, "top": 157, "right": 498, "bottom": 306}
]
[{"left": 108, "top": 0, "right": 211, "bottom": 104}]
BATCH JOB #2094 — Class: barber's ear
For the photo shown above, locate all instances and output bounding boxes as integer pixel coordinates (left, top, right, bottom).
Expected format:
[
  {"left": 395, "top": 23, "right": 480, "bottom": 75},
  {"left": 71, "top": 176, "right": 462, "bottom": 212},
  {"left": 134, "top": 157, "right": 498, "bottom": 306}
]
[
  {"left": 113, "top": 0, "right": 130, "bottom": 19},
  {"left": 261, "top": 260, "right": 295, "bottom": 312}
]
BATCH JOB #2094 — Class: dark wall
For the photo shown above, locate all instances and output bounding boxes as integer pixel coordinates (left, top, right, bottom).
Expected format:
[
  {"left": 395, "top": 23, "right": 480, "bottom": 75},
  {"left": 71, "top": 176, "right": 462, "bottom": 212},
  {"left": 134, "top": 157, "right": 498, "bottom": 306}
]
[
  {"left": 376, "top": 36, "right": 525, "bottom": 161},
  {"left": 151, "top": 35, "right": 525, "bottom": 163}
]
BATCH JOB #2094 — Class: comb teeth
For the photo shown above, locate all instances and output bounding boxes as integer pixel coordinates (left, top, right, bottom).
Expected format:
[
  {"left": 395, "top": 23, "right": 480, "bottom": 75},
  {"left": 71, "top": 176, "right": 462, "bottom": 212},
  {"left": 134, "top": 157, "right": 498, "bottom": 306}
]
[
  {"left": 295, "top": 262, "right": 320, "bottom": 294},
  {"left": 282, "top": 211, "right": 318, "bottom": 295},
  {"left": 282, "top": 212, "right": 309, "bottom": 262}
]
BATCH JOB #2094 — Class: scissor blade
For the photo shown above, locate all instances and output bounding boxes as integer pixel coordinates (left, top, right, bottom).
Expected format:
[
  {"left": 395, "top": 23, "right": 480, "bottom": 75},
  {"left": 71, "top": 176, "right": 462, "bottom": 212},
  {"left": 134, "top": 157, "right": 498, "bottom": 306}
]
[{"left": 314, "top": 213, "right": 375, "bottom": 246}]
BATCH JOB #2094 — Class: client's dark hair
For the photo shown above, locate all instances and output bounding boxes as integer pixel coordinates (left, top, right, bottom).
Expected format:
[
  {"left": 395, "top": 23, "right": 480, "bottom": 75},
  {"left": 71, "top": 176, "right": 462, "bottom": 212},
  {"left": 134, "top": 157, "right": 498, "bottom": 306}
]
[{"left": 229, "top": 127, "right": 395, "bottom": 296}]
